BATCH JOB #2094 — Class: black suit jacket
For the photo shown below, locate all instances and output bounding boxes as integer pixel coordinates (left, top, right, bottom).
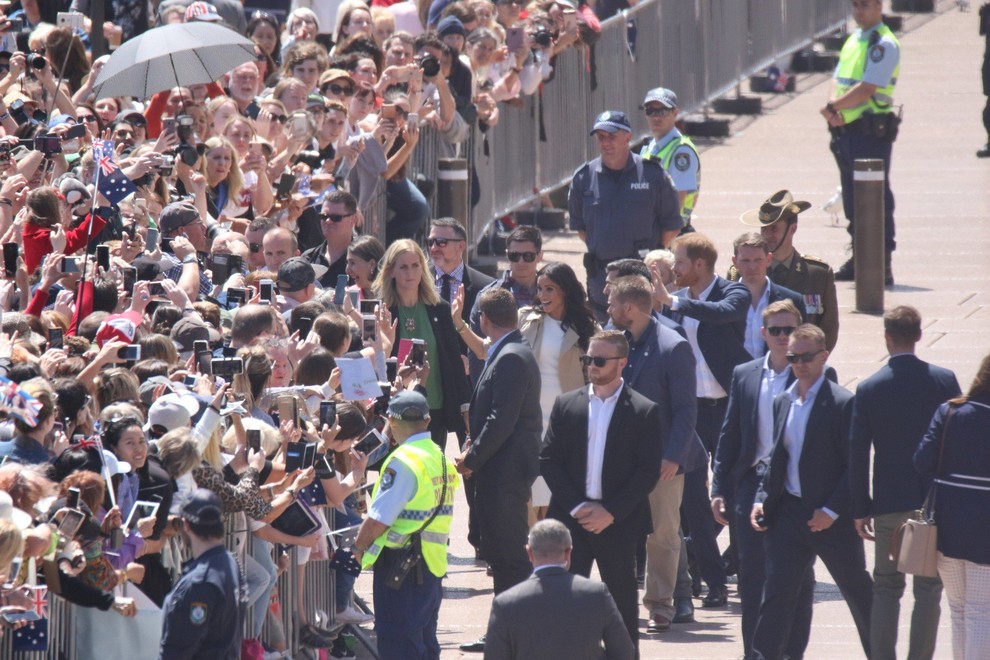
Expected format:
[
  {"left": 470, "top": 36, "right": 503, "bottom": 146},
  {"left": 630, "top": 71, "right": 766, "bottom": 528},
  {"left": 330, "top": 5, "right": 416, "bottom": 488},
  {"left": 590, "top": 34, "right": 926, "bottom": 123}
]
[
  {"left": 541, "top": 385, "right": 663, "bottom": 537},
  {"left": 389, "top": 302, "right": 471, "bottom": 433},
  {"left": 485, "top": 566, "right": 635, "bottom": 660},
  {"left": 464, "top": 330, "right": 542, "bottom": 484},
  {"left": 663, "top": 276, "right": 752, "bottom": 392},
  {"left": 849, "top": 354, "right": 960, "bottom": 518},
  {"left": 757, "top": 378, "right": 854, "bottom": 520}
]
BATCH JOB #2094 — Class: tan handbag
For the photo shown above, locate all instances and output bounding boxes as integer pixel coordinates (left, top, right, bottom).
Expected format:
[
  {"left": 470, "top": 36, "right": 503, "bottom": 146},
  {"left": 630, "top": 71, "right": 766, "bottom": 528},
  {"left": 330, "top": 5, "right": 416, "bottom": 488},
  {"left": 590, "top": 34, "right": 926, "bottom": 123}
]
[{"left": 889, "top": 404, "right": 955, "bottom": 578}]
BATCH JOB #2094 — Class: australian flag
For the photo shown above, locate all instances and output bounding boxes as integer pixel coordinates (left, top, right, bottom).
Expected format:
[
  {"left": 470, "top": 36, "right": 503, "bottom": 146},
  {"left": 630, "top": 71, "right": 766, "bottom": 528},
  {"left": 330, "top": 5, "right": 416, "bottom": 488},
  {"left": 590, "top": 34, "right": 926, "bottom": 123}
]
[
  {"left": 92, "top": 139, "right": 137, "bottom": 205},
  {"left": 11, "top": 586, "right": 49, "bottom": 652}
]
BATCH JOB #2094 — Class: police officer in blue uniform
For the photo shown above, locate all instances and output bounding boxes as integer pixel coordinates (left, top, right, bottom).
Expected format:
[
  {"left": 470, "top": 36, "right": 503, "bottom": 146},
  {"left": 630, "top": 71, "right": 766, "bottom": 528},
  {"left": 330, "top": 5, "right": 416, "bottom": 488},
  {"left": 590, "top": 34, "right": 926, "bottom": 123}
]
[
  {"left": 158, "top": 489, "right": 244, "bottom": 660},
  {"left": 569, "top": 110, "right": 683, "bottom": 321},
  {"left": 822, "top": 0, "right": 901, "bottom": 285}
]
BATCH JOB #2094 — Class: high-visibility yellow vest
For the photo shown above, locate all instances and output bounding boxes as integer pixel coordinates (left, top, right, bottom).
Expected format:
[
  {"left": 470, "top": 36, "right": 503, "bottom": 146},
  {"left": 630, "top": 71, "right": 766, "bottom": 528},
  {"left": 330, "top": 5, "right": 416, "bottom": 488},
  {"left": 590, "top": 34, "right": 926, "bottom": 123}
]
[
  {"left": 361, "top": 437, "right": 457, "bottom": 577},
  {"left": 642, "top": 133, "right": 700, "bottom": 222},
  {"left": 834, "top": 24, "right": 900, "bottom": 125}
]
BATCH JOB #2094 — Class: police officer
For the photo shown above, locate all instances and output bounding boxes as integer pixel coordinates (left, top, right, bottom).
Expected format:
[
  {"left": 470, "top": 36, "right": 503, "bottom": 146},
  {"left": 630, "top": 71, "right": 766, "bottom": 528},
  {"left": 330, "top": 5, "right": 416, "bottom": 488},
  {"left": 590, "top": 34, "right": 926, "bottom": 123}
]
[
  {"left": 352, "top": 391, "right": 459, "bottom": 660},
  {"left": 158, "top": 488, "right": 244, "bottom": 660},
  {"left": 980, "top": 1, "right": 990, "bottom": 157},
  {"left": 822, "top": 0, "right": 901, "bottom": 285},
  {"left": 569, "top": 110, "right": 683, "bottom": 321},
  {"left": 640, "top": 87, "right": 701, "bottom": 232},
  {"left": 737, "top": 190, "right": 840, "bottom": 352}
]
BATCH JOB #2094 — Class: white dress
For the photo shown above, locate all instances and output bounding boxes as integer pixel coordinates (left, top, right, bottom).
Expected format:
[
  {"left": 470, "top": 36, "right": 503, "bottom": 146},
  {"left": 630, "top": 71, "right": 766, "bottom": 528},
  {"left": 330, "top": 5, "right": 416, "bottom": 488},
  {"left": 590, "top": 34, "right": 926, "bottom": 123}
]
[{"left": 531, "top": 318, "right": 566, "bottom": 507}]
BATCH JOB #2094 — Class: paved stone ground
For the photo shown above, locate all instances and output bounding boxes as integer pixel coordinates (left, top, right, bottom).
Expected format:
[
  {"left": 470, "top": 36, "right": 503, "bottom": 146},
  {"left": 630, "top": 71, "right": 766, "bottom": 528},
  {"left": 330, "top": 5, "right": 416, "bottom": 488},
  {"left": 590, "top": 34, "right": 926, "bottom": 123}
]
[{"left": 350, "top": 3, "right": 989, "bottom": 658}]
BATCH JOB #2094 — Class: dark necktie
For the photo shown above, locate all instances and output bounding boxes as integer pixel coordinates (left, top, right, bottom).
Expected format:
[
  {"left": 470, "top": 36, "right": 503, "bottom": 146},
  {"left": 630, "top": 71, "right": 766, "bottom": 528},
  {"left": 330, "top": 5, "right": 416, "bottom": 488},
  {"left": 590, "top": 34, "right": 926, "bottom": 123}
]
[
  {"left": 771, "top": 262, "right": 788, "bottom": 283},
  {"left": 440, "top": 273, "right": 452, "bottom": 302}
]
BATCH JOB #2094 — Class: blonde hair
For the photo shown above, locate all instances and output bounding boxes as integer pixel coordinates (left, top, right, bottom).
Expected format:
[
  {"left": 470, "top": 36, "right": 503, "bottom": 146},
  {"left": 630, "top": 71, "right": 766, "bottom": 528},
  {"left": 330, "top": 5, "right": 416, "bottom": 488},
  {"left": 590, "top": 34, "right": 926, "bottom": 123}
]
[
  {"left": 373, "top": 239, "right": 440, "bottom": 309},
  {"left": 0, "top": 520, "right": 24, "bottom": 582},
  {"left": 221, "top": 417, "right": 280, "bottom": 456},
  {"left": 157, "top": 428, "right": 201, "bottom": 479},
  {"left": 202, "top": 137, "right": 244, "bottom": 203}
]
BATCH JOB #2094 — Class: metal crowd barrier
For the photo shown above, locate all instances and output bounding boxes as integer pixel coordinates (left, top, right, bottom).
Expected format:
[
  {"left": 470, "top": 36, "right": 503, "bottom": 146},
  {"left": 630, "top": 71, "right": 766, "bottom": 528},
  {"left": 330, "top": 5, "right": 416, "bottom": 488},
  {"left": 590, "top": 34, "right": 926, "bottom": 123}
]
[{"left": 377, "top": 0, "right": 850, "bottom": 252}]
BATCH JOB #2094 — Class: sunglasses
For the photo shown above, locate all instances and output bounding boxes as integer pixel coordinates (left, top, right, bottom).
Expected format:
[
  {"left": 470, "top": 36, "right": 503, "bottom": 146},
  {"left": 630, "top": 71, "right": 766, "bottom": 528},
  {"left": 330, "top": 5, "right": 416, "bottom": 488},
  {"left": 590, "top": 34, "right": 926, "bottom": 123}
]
[
  {"left": 427, "top": 237, "right": 462, "bottom": 248},
  {"left": 322, "top": 83, "right": 355, "bottom": 97},
  {"left": 785, "top": 350, "right": 824, "bottom": 364},
  {"left": 507, "top": 251, "right": 537, "bottom": 263},
  {"left": 766, "top": 326, "right": 796, "bottom": 337},
  {"left": 78, "top": 114, "right": 98, "bottom": 123},
  {"left": 579, "top": 355, "right": 624, "bottom": 367},
  {"left": 249, "top": 242, "right": 262, "bottom": 253},
  {"left": 269, "top": 113, "right": 287, "bottom": 123},
  {"left": 643, "top": 106, "right": 674, "bottom": 117},
  {"left": 322, "top": 212, "right": 355, "bottom": 223}
]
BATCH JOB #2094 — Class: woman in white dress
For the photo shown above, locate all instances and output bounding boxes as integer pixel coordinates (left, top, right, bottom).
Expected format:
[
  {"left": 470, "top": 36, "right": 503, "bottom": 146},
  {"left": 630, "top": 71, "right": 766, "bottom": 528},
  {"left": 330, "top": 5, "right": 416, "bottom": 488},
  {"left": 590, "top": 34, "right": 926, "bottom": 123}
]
[{"left": 518, "top": 262, "right": 600, "bottom": 517}]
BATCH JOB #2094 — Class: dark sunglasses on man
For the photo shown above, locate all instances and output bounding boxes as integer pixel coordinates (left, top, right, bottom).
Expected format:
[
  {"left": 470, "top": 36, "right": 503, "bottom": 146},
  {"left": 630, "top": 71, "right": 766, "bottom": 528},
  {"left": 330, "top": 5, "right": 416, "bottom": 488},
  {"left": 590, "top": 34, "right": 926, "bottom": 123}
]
[
  {"left": 322, "top": 212, "right": 355, "bottom": 223},
  {"left": 579, "top": 355, "right": 624, "bottom": 367},
  {"left": 765, "top": 326, "right": 796, "bottom": 337},
  {"left": 322, "top": 83, "right": 355, "bottom": 97},
  {"left": 427, "top": 237, "right": 462, "bottom": 248},
  {"left": 785, "top": 350, "right": 824, "bottom": 364},
  {"left": 507, "top": 251, "right": 537, "bottom": 263}
]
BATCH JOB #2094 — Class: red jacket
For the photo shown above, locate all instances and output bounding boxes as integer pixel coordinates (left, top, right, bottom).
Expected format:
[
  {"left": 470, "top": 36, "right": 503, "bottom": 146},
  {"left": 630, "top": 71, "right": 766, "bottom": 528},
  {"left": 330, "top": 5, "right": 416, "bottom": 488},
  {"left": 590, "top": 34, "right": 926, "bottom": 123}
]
[{"left": 22, "top": 213, "right": 107, "bottom": 274}]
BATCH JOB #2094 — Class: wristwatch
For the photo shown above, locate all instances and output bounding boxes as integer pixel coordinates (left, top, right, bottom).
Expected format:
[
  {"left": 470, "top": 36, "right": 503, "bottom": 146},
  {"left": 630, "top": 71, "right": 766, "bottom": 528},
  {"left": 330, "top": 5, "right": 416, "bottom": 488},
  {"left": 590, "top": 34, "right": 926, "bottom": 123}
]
[
  {"left": 182, "top": 254, "right": 198, "bottom": 264},
  {"left": 826, "top": 102, "right": 838, "bottom": 115},
  {"left": 286, "top": 487, "right": 297, "bottom": 499}
]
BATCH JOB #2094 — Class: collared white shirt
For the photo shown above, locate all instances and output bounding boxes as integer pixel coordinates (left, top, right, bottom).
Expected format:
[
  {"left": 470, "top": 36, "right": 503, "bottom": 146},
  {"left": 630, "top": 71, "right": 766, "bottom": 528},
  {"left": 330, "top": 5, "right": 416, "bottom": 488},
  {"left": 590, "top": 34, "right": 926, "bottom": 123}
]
[
  {"left": 755, "top": 354, "right": 790, "bottom": 466},
  {"left": 745, "top": 278, "right": 772, "bottom": 358},
  {"left": 584, "top": 380, "right": 624, "bottom": 502},
  {"left": 782, "top": 373, "right": 827, "bottom": 498},
  {"left": 672, "top": 277, "right": 727, "bottom": 399}
]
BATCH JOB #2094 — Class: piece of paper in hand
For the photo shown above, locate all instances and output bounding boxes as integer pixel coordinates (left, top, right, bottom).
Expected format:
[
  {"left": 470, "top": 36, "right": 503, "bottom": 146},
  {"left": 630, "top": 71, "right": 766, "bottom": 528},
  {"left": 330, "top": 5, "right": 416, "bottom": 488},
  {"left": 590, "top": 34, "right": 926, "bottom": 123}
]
[{"left": 335, "top": 357, "right": 382, "bottom": 400}]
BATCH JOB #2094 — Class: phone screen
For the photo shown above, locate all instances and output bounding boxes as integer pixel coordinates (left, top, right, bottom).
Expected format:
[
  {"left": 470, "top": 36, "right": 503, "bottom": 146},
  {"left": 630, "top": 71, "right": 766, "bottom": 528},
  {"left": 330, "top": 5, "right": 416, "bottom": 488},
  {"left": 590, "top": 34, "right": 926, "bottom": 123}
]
[
  {"left": 354, "top": 428, "right": 385, "bottom": 455},
  {"left": 362, "top": 315, "right": 377, "bottom": 342},
  {"left": 3, "top": 242, "right": 17, "bottom": 277},
  {"left": 97, "top": 244, "right": 110, "bottom": 272},
  {"left": 123, "top": 267, "right": 137, "bottom": 295},
  {"left": 333, "top": 274, "right": 348, "bottom": 306},
  {"left": 359, "top": 299, "right": 380, "bottom": 315},
  {"left": 247, "top": 429, "right": 261, "bottom": 453},
  {"left": 410, "top": 339, "right": 426, "bottom": 367},
  {"left": 58, "top": 509, "right": 86, "bottom": 539},
  {"left": 285, "top": 441, "right": 305, "bottom": 472},
  {"left": 260, "top": 280, "right": 274, "bottom": 304},
  {"left": 319, "top": 400, "right": 336, "bottom": 428},
  {"left": 48, "top": 328, "right": 63, "bottom": 349}
]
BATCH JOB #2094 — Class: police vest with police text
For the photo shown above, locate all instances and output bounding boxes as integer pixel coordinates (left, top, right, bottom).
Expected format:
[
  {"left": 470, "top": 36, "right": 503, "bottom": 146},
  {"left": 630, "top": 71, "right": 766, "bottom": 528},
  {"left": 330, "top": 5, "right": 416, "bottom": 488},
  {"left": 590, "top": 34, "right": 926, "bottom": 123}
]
[
  {"left": 834, "top": 24, "right": 900, "bottom": 124},
  {"left": 361, "top": 437, "right": 456, "bottom": 577}
]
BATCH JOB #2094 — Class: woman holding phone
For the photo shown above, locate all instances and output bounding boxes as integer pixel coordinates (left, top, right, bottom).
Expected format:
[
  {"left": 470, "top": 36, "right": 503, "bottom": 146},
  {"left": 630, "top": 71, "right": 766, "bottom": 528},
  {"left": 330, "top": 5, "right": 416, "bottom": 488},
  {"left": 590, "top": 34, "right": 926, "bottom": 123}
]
[{"left": 375, "top": 239, "right": 470, "bottom": 448}]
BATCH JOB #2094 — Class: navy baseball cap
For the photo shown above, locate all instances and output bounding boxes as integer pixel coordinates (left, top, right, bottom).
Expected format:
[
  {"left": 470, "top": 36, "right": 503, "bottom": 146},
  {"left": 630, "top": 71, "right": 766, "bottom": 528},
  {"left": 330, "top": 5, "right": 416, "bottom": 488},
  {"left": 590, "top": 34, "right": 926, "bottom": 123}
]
[
  {"left": 387, "top": 391, "right": 430, "bottom": 421},
  {"left": 182, "top": 488, "right": 224, "bottom": 526},
  {"left": 642, "top": 87, "right": 678, "bottom": 109},
  {"left": 590, "top": 111, "right": 632, "bottom": 135}
]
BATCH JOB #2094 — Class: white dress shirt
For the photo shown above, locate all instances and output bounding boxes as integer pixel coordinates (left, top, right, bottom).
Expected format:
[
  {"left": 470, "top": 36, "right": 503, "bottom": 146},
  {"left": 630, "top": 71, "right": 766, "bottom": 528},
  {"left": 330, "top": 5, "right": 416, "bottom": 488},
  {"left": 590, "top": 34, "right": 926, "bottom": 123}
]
[
  {"left": 672, "top": 277, "right": 727, "bottom": 399},
  {"left": 583, "top": 380, "right": 624, "bottom": 503},
  {"left": 755, "top": 354, "right": 790, "bottom": 466},
  {"left": 745, "top": 278, "right": 772, "bottom": 358},
  {"left": 781, "top": 374, "right": 837, "bottom": 519}
]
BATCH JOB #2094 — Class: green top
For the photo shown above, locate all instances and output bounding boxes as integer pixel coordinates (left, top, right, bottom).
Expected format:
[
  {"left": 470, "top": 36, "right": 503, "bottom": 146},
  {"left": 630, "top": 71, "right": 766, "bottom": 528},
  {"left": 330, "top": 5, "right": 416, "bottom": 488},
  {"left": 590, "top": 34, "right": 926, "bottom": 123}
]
[{"left": 398, "top": 303, "right": 442, "bottom": 410}]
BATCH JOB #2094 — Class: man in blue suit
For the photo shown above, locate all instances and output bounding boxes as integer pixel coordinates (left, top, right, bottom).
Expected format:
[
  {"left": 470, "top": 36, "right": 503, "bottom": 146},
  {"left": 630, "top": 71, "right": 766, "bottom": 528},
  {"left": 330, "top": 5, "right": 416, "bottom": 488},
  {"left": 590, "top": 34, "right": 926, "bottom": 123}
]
[
  {"left": 656, "top": 233, "right": 752, "bottom": 608},
  {"left": 751, "top": 324, "right": 874, "bottom": 660},
  {"left": 730, "top": 232, "right": 804, "bottom": 359},
  {"left": 608, "top": 275, "right": 708, "bottom": 631},
  {"left": 712, "top": 300, "right": 814, "bottom": 658},
  {"left": 850, "top": 305, "right": 960, "bottom": 660}
]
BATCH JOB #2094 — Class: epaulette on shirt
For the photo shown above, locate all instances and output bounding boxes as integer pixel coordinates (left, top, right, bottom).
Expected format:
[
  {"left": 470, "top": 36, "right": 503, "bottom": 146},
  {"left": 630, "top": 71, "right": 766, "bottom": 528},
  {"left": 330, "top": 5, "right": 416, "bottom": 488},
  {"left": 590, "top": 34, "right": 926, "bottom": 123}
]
[{"left": 801, "top": 254, "right": 834, "bottom": 271}]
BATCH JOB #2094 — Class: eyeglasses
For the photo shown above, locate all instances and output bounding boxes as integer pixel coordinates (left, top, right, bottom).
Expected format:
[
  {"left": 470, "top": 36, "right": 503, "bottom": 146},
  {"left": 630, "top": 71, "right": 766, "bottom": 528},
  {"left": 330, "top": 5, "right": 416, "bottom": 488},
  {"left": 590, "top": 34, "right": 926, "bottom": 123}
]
[
  {"left": 427, "top": 237, "right": 462, "bottom": 248},
  {"left": 249, "top": 242, "right": 262, "bottom": 253},
  {"left": 579, "top": 355, "right": 624, "bottom": 367},
  {"left": 643, "top": 106, "right": 674, "bottom": 117},
  {"left": 785, "top": 350, "right": 824, "bottom": 364},
  {"left": 507, "top": 251, "right": 538, "bottom": 263},
  {"left": 322, "top": 212, "right": 355, "bottom": 223},
  {"left": 322, "top": 83, "right": 355, "bottom": 97},
  {"left": 766, "top": 326, "right": 796, "bottom": 337}
]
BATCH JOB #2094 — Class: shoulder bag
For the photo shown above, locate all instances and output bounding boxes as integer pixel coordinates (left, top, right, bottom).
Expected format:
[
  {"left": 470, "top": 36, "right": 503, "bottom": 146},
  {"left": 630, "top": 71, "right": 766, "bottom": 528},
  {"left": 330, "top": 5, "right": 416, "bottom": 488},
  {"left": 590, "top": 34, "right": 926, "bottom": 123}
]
[{"left": 889, "top": 404, "right": 955, "bottom": 578}]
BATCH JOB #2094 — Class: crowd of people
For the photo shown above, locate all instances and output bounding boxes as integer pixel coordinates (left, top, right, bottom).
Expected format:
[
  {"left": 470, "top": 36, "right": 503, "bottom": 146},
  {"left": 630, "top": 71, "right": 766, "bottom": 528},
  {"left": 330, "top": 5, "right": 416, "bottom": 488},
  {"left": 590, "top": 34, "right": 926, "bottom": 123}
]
[{"left": 0, "top": 0, "right": 987, "bottom": 659}]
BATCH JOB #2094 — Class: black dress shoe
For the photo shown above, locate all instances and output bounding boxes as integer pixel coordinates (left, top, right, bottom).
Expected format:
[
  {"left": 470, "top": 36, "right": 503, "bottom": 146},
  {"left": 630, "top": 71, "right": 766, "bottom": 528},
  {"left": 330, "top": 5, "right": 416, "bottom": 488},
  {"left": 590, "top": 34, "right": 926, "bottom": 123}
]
[
  {"left": 672, "top": 597, "right": 695, "bottom": 623},
  {"left": 978, "top": 144, "right": 990, "bottom": 158},
  {"left": 459, "top": 635, "right": 486, "bottom": 652},
  {"left": 701, "top": 588, "right": 728, "bottom": 608}
]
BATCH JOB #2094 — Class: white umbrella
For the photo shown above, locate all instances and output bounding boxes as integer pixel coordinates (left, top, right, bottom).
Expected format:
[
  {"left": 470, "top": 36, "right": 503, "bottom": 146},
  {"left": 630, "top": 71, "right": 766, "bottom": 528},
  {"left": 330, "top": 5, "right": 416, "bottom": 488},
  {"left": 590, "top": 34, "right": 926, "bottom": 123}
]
[{"left": 92, "top": 22, "right": 256, "bottom": 100}]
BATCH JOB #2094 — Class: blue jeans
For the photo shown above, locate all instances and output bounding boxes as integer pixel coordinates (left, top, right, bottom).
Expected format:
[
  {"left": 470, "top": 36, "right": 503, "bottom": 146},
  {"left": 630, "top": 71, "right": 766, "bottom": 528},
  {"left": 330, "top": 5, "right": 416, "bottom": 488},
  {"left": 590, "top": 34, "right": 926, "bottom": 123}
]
[
  {"left": 334, "top": 496, "right": 363, "bottom": 612},
  {"left": 249, "top": 537, "right": 279, "bottom": 638},
  {"left": 386, "top": 178, "right": 429, "bottom": 244}
]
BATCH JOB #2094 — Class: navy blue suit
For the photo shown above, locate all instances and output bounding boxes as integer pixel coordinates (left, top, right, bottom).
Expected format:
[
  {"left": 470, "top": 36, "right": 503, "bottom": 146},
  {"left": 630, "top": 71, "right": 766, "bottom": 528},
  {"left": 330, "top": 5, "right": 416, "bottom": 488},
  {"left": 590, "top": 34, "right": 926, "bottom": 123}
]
[
  {"left": 713, "top": 358, "right": 813, "bottom": 657},
  {"left": 849, "top": 354, "right": 961, "bottom": 519},
  {"left": 753, "top": 379, "right": 873, "bottom": 659}
]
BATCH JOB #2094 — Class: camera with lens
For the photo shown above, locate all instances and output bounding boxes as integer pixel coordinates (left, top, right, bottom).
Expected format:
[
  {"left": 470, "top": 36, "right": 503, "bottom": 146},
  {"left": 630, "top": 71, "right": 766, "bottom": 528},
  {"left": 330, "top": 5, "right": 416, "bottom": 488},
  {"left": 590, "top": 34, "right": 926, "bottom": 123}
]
[
  {"left": 26, "top": 52, "right": 46, "bottom": 70},
  {"left": 531, "top": 26, "right": 554, "bottom": 48},
  {"left": 176, "top": 114, "right": 196, "bottom": 143},
  {"left": 417, "top": 54, "right": 441, "bottom": 78}
]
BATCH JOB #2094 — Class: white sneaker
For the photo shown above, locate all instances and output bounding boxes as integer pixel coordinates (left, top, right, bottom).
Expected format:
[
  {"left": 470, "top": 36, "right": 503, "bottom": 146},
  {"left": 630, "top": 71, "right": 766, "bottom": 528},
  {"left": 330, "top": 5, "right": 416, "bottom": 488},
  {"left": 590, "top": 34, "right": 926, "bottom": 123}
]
[{"left": 335, "top": 605, "right": 374, "bottom": 626}]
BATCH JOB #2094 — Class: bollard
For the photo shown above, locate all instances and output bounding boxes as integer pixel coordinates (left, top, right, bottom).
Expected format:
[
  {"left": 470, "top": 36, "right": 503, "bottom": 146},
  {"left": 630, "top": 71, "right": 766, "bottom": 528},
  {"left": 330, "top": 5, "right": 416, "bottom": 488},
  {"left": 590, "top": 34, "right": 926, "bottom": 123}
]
[
  {"left": 437, "top": 158, "right": 469, "bottom": 232},
  {"left": 853, "top": 159, "right": 885, "bottom": 313}
]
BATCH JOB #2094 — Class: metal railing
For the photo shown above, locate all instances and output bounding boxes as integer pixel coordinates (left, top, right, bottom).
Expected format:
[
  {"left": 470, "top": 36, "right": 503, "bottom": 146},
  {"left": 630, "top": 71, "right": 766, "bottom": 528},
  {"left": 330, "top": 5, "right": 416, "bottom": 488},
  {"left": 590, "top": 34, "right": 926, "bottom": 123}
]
[{"left": 372, "top": 0, "right": 850, "bottom": 252}]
